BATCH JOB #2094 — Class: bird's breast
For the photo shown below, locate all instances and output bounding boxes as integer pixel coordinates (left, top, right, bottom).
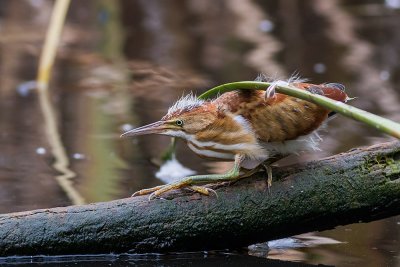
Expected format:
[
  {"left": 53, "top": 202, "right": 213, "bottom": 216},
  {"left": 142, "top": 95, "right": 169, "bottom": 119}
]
[
  {"left": 187, "top": 141, "right": 236, "bottom": 161},
  {"left": 187, "top": 124, "right": 264, "bottom": 160}
]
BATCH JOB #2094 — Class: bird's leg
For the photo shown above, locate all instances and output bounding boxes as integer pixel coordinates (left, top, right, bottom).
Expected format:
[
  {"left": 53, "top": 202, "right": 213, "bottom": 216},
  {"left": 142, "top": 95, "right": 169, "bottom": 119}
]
[
  {"left": 260, "top": 155, "right": 286, "bottom": 191},
  {"left": 132, "top": 154, "right": 245, "bottom": 199},
  {"left": 235, "top": 156, "right": 285, "bottom": 191},
  {"left": 262, "top": 163, "right": 273, "bottom": 192},
  {"left": 235, "top": 163, "right": 273, "bottom": 192},
  {"left": 235, "top": 161, "right": 273, "bottom": 192},
  {"left": 238, "top": 164, "right": 264, "bottom": 179}
]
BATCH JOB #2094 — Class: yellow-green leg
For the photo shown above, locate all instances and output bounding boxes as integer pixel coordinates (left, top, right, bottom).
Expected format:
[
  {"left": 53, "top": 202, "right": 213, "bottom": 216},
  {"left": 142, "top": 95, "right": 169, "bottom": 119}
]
[
  {"left": 132, "top": 154, "right": 244, "bottom": 200},
  {"left": 239, "top": 156, "right": 285, "bottom": 192},
  {"left": 261, "top": 155, "right": 286, "bottom": 191}
]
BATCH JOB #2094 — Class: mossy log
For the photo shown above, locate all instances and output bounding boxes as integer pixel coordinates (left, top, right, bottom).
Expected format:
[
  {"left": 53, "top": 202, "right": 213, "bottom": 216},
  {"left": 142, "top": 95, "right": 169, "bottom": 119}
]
[{"left": 1, "top": 142, "right": 400, "bottom": 256}]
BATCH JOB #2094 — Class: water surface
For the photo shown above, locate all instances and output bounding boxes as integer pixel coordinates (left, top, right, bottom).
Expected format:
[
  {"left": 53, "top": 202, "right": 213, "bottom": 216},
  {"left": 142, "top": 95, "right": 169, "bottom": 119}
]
[{"left": 0, "top": 0, "right": 399, "bottom": 266}]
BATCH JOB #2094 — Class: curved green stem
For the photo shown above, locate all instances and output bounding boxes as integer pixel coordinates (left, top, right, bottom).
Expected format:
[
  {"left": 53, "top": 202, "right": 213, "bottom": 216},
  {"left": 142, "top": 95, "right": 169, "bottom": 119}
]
[{"left": 199, "top": 81, "right": 400, "bottom": 139}]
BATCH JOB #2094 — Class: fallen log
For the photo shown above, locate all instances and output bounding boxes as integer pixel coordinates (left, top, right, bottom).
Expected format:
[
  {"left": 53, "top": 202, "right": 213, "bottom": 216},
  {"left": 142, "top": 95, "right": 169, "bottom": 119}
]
[{"left": 0, "top": 141, "right": 399, "bottom": 256}]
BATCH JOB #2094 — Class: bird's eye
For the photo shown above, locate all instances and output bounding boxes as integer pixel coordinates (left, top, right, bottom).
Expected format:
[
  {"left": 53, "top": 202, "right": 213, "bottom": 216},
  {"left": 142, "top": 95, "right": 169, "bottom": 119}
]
[{"left": 176, "top": 119, "right": 184, "bottom": 126}]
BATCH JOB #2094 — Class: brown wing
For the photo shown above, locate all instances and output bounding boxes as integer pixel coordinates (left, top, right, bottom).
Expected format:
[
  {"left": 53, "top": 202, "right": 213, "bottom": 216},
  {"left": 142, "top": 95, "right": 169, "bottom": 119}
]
[{"left": 214, "top": 83, "right": 348, "bottom": 142}]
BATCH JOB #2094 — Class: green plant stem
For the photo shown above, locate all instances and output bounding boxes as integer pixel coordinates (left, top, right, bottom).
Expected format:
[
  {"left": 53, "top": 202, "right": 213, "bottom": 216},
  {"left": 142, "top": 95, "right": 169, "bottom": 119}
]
[{"left": 198, "top": 81, "right": 400, "bottom": 139}]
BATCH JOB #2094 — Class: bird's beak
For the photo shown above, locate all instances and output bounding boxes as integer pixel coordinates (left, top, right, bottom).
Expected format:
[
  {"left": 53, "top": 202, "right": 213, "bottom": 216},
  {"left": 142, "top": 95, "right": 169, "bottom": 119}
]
[{"left": 120, "top": 121, "right": 168, "bottom": 138}]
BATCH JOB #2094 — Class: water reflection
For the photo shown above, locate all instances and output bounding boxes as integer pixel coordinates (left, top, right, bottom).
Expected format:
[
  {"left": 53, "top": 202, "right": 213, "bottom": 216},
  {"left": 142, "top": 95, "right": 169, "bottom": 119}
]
[
  {"left": 0, "top": 0, "right": 399, "bottom": 266},
  {"left": 0, "top": 253, "right": 330, "bottom": 267}
]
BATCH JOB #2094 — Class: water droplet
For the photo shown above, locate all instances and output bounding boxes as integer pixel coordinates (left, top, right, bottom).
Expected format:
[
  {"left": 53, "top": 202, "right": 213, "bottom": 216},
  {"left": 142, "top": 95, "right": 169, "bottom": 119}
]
[
  {"left": 385, "top": 0, "right": 400, "bottom": 9},
  {"left": 72, "top": 153, "right": 85, "bottom": 160},
  {"left": 36, "top": 147, "right": 46, "bottom": 155},
  {"left": 16, "top": 81, "right": 37, "bottom": 97},
  {"left": 259, "top": 20, "right": 274, "bottom": 32},
  {"left": 379, "top": 70, "right": 390, "bottom": 81},
  {"left": 313, "top": 63, "right": 326, "bottom": 74},
  {"left": 121, "top": 123, "right": 134, "bottom": 132},
  {"left": 29, "top": 0, "right": 45, "bottom": 8}
]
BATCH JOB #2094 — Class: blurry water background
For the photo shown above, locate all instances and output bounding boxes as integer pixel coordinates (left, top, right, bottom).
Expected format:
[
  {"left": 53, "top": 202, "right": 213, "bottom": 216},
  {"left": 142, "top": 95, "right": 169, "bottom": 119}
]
[{"left": 0, "top": 0, "right": 400, "bottom": 266}]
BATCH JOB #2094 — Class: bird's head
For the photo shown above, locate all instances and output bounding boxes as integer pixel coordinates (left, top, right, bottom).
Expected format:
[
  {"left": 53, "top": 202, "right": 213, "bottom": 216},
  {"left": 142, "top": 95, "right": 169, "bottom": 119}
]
[{"left": 121, "top": 94, "right": 218, "bottom": 140}]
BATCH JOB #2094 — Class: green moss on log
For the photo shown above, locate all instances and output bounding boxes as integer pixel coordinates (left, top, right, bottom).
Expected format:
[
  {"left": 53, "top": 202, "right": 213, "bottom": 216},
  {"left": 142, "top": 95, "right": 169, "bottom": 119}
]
[{"left": 0, "top": 142, "right": 399, "bottom": 256}]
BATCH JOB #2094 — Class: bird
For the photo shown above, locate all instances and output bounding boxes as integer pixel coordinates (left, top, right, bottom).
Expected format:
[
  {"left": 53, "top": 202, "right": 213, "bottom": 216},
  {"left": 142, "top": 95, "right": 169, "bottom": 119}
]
[{"left": 121, "top": 79, "right": 348, "bottom": 199}]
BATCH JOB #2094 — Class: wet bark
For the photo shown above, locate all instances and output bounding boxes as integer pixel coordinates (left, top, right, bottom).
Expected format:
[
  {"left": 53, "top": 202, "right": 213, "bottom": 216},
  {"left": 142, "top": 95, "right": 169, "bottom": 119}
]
[{"left": 1, "top": 141, "right": 400, "bottom": 256}]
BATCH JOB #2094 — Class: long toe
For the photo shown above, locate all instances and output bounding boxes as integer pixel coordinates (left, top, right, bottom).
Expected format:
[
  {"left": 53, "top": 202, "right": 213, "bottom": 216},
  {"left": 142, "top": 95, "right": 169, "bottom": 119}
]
[
  {"left": 189, "top": 186, "right": 210, "bottom": 195},
  {"left": 131, "top": 185, "right": 165, "bottom": 197},
  {"left": 190, "top": 186, "right": 219, "bottom": 197},
  {"left": 149, "top": 182, "right": 186, "bottom": 199}
]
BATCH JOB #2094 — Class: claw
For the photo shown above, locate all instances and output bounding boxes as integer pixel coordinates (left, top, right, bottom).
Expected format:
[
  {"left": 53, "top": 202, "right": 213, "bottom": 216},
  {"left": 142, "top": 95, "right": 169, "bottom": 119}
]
[
  {"left": 131, "top": 180, "right": 218, "bottom": 200},
  {"left": 190, "top": 185, "right": 210, "bottom": 195},
  {"left": 148, "top": 192, "right": 168, "bottom": 201},
  {"left": 133, "top": 181, "right": 222, "bottom": 200},
  {"left": 262, "top": 163, "right": 273, "bottom": 194},
  {"left": 265, "top": 83, "right": 277, "bottom": 99},
  {"left": 267, "top": 166, "right": 273, "bottom": 193},
  {"left": 206, "top": 188, "right": 218, "bottom": 198},
  {"left": 131, "top": 185, "right": 165, "bottom": 197},
  {"left": 148, "top": 192, "right": 158, "bottom": 201},
  {"left": 265, "top": 80, "right": 289, "bottom": 100},
  {"left": 144, "top": 184, "right": 219, "bottom": 200},
  {"left": 192, "top": 186, "right": 218, "bottom": 198}
]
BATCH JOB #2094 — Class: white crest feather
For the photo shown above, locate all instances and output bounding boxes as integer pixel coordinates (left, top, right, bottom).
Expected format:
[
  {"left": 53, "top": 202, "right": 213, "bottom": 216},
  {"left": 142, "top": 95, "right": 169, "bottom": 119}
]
[
  {"left": 287, "top": 71, "right": 308, "bottom": 83},
  {"left": 255, "top": 72, "right": 308, "bottom": 84},
  {"left": 167, "top": 93, "right": 205, "bottom": 115},
  {"left": 256, "top": 72, "right": 308, "bottom": 99}
]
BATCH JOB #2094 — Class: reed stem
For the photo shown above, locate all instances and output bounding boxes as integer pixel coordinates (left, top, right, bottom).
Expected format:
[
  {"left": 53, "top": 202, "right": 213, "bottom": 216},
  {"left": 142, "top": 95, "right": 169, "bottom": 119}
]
[{"left": 199, "top": 81, "right": 400, "bottom": 139}]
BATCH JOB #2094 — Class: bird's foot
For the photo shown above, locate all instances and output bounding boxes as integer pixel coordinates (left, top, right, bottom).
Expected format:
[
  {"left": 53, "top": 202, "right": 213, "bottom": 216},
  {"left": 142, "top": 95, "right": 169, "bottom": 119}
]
[
  {"left": 259, "top": 163, "right": 273, "bottom": 193},
  {"left": 239, "top": 163, "right": 273, "bottom": 192},
  {"left": 189, "top": 185, "right": 218, "bottom": 197},
  {"left": 133, "top": 154, "right": 243, "bottom": 200},
  {"left": 238, "top": 165, "right": 264, "bottom": 179},
  {"left": 132, "top": 185, "right": 165, "bottom": 197},
  {"left": 132, "top": 180, "right": 217, "bottom": 200}
]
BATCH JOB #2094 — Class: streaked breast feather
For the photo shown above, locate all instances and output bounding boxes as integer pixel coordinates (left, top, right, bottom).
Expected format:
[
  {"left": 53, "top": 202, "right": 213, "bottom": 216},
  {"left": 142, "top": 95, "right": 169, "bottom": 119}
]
[{"left": 187, "top": 142, "right": 235, "bottom": 160}]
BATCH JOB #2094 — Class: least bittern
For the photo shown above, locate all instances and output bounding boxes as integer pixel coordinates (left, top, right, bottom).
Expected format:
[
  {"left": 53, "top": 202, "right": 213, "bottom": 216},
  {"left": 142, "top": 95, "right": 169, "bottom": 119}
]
[{"left": 122, "top": 79, "right": 348, "bottom": 199}]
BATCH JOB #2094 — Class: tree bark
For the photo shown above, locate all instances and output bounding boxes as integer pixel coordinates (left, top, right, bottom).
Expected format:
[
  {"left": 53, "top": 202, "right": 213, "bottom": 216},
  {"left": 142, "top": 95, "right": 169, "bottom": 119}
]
[{"left": 1, "top": 141, "right": 400, "bottom": 256}]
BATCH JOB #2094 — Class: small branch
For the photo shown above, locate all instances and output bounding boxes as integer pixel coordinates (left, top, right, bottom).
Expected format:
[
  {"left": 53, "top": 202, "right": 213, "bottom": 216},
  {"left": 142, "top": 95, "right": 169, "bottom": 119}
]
[
  {"left": 199, "top": 81, "right": 400, "bottom": 139},
  {"left": 0, "top": 142, "right": 399, "bottom": 256}
]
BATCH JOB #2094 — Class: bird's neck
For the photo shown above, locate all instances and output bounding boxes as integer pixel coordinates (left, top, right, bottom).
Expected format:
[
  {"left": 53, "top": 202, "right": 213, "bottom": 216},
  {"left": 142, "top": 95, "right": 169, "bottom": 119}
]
[{"left": 188, "top": 110, "right": 265, "bottom": 160}]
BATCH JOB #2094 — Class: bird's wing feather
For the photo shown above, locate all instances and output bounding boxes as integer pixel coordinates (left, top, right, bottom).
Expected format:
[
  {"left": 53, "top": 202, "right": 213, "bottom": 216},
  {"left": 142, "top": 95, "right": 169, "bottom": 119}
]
[{"left": 214, "top": 83, "right": 348, "bottom": 143}]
